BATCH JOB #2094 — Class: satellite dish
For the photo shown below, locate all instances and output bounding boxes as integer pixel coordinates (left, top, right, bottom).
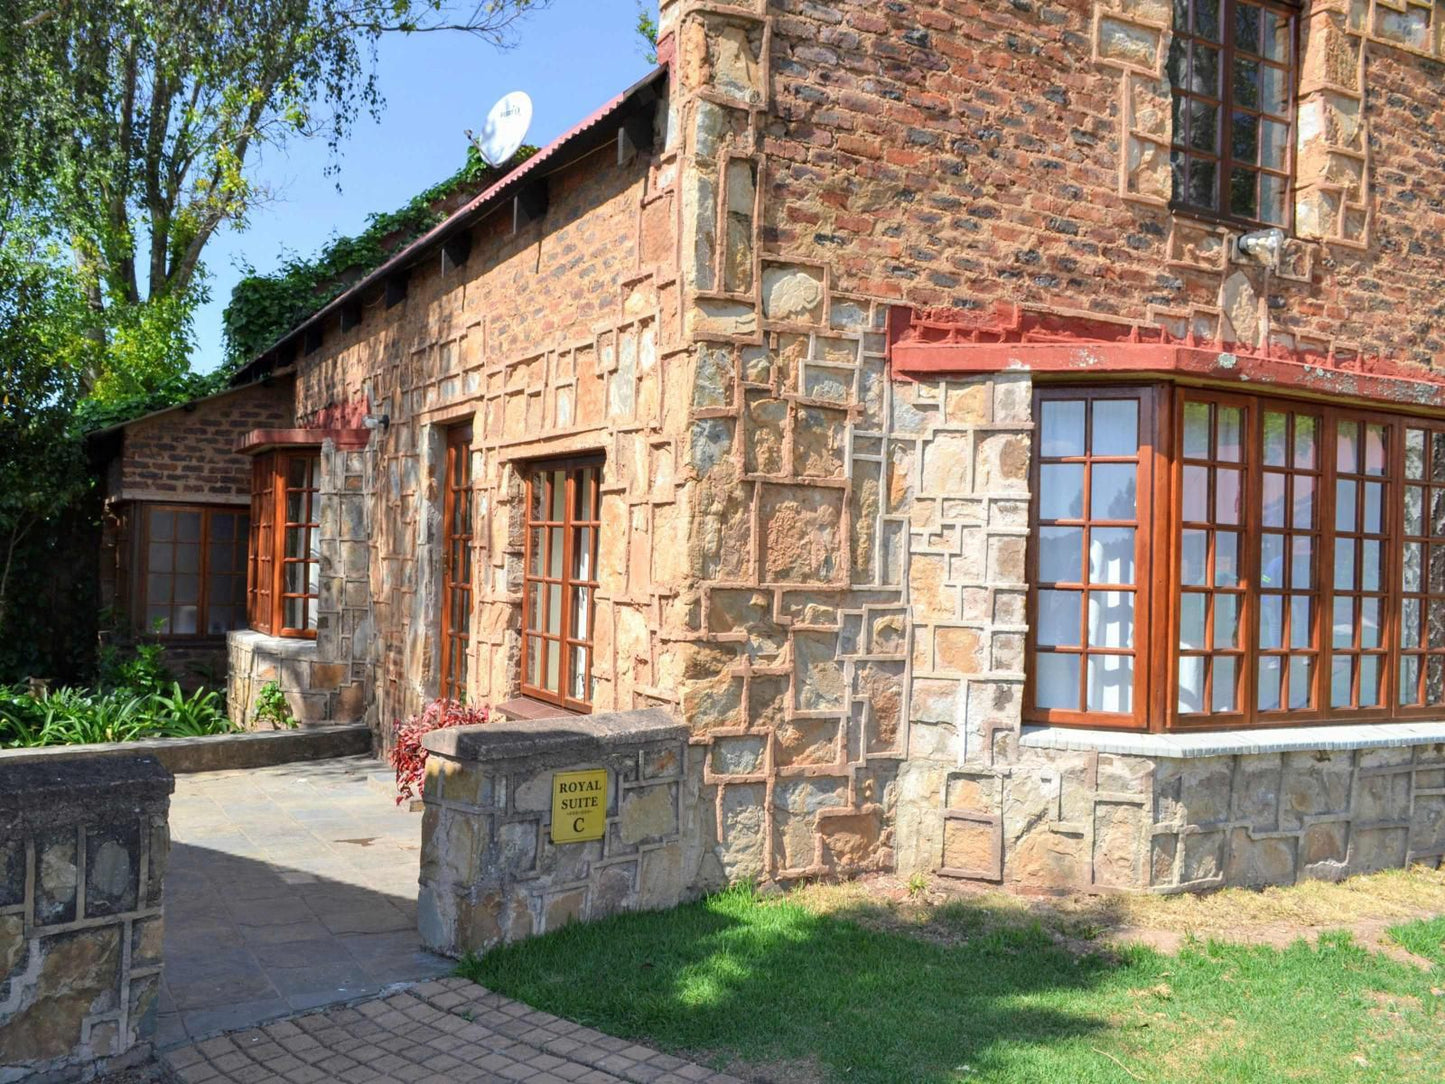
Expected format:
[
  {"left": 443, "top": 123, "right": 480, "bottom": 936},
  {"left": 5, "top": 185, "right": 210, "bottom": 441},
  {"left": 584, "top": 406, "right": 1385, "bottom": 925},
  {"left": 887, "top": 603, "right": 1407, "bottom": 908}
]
[{"left": 470, "top": 91, "right": 533, "bottom": 168}]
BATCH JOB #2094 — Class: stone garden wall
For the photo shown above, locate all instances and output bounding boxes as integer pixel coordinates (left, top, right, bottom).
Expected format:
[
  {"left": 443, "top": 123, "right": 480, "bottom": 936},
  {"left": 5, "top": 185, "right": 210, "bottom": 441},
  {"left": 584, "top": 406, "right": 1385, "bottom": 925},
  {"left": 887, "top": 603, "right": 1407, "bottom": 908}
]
[
  {"left": 0, "top": 756, "right": 173, "bottom": 1083},
  {"left": 417, "top": 710, "right": 705, "bottom": 957}
]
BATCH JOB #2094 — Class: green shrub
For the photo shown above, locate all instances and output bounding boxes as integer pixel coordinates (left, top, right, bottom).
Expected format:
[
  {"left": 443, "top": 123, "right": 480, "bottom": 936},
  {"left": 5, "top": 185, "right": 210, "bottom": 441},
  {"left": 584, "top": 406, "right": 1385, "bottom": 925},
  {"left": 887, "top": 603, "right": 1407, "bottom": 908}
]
[
  {"left": 0, "top": 681, "right": 236, "bottom": 748},
  {"left": 252, "top": 680, "right": 297, "bottom": 729}
]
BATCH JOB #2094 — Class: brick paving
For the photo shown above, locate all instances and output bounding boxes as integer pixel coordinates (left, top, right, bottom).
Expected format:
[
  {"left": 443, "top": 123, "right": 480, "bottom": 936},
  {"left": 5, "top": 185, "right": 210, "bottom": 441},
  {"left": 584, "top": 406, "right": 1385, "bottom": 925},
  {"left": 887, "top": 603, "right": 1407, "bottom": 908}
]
[
  {"left": 160, "top": 978, "right": 743, "bottom": 1084},
  {"left": 160, "top": 757, "right": 452, "bottom": 1044}
]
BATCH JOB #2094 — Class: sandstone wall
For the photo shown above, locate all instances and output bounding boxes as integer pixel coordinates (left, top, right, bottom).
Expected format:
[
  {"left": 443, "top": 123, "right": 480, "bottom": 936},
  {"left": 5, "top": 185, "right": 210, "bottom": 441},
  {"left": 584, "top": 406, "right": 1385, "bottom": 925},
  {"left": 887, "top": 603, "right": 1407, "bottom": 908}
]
[
  {"left": 661, "top": 0, "right": 1445, "bottom": 891},
  {"left": 281, "top": 93, "right": 683, "bottom": 744}
]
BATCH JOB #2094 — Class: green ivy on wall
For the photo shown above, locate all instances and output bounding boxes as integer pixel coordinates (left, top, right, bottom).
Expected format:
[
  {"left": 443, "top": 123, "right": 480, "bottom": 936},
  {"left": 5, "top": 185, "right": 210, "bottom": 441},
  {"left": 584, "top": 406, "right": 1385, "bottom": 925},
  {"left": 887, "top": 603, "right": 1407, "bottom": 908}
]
[{"left": 221, "top": 145, "right": 535, "bottom": 368}]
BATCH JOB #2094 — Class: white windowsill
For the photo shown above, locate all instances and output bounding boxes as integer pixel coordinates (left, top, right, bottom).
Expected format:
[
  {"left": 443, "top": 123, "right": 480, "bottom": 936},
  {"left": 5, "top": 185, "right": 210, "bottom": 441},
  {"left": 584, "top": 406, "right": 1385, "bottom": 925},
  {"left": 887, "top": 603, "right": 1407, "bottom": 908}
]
[{"left": 1020, "top": 721, "right": 1445, "bottom": 758}]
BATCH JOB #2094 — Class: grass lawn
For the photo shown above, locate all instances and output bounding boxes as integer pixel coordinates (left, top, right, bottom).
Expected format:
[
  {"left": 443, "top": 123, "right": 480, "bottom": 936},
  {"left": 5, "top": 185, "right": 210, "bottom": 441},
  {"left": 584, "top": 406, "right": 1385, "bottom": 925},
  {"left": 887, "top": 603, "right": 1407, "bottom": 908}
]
[{"left": 458, "top": 875, "right": 1445, "bottom": 1084}]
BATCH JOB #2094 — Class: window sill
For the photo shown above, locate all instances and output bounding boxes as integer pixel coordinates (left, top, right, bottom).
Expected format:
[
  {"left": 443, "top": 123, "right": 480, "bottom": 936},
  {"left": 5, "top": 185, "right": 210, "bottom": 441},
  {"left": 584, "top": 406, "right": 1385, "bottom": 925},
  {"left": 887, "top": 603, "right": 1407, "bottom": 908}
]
[
  {"left": 494, "top": 696, "right": 585, "bottom": 722},
  {"left": 227, "top": 628, "right": 319, "bottom": 658},
  {"left": 1020, "top": 720, "right": 1445, "bottom": 758}
]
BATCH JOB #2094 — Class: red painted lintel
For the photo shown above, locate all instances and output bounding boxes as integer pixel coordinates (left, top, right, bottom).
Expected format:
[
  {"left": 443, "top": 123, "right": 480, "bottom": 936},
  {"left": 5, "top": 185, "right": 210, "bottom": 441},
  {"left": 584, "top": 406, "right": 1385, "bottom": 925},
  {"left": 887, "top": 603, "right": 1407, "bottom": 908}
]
[
  {"left": 235, "top": 427, "right": 371, "bottom": 455},
  {"left": 890, "top": 341, "right": 1445, "bottom": 412}
]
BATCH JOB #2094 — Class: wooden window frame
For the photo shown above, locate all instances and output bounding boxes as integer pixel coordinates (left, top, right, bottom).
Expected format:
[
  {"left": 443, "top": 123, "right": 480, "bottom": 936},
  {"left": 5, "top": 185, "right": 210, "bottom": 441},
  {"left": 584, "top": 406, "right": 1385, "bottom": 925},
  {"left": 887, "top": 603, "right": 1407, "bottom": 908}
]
[
  {"left": 1028, "top": 382, "right": 1445, "bottom": 732},
  {"left": 137, "top": 503, "right": 250, "bottom": 639},
  {"left": 520, "top": 456, "right": 602, "bottom": 713},
  {"left": 1168, "top": 0, "right": 1300, "bottom": 231},
  {"left": 1025, "top": 386, "right": 1161, "bottom": 732},
  {"left": 439, "top": 425, "right": 474, "bottom": 704},
  {"left": 246, "top": 450, "right": 321, "bottom": 640}
]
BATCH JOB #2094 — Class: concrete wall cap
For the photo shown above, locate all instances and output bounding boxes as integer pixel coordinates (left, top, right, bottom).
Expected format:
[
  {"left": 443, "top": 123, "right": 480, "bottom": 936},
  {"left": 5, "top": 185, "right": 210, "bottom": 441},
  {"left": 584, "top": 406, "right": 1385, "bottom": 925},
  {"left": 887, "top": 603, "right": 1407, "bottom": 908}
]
[
  {"left": 0, "top": 753, "right": 174, "bottom": 827},
  {"left": 422, "top": 706, "right": 686, "bottom": 765}
]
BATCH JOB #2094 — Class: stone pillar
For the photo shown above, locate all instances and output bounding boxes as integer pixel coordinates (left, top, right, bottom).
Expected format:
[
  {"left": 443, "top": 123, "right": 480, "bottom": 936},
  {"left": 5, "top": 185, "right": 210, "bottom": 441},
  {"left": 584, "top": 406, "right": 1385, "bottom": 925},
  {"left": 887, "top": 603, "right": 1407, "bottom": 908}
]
[
  {"left": 0, "top": 756, "right": 173, "bottom": 1083},
  {"left": 416, "top": 708, "right": 704, "bottom": 958}
]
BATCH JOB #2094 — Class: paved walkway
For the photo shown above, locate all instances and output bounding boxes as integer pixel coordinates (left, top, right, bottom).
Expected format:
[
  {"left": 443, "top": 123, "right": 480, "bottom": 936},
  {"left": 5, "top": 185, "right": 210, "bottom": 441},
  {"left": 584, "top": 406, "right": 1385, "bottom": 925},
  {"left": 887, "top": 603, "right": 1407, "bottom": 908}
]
[
  {"left": 160, "top": 756, "right": 452, "bottom": 1044},
  {"left": 163, "top": 978, "right": 743, "bottom": 1084}
]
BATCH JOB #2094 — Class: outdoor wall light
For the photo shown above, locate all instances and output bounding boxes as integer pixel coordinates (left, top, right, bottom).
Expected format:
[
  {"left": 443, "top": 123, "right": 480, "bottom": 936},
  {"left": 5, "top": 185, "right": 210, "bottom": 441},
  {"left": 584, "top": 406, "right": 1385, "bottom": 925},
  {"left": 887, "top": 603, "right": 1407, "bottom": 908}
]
[
  {"left": 1234, "top": 227, "right": 1285, "bottom": 269},
  {"left": 362, "top": 413, "right": 391, "bottom": 430}
]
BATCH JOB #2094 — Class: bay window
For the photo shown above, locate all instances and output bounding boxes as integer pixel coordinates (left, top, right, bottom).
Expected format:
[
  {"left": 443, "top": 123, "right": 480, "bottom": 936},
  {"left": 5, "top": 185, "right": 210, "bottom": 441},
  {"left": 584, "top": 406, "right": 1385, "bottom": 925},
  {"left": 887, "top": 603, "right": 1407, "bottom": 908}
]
[
  {"left": 1027, "top": 385, "right": 1445, "bottom": 731},
  {"left": 247, "top": 451, "right": 321, "bottom": 638}
]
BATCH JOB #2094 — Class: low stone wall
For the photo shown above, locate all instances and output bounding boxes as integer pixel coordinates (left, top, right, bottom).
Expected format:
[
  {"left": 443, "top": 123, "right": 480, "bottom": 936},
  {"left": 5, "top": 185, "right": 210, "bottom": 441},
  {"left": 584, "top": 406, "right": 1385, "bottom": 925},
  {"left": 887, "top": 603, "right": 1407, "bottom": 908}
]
[
  {"left": 417, "top": 709, "right": 710, "bottom": 957},
  {"left": 920, "top": 727, "right": 1445, "bottom": 893},
  {"left": 226, "top": 629, "right": 366, "bottom": 729},
  {"left": 0, "top": 756, "right": 173, "bottom": 1083}
]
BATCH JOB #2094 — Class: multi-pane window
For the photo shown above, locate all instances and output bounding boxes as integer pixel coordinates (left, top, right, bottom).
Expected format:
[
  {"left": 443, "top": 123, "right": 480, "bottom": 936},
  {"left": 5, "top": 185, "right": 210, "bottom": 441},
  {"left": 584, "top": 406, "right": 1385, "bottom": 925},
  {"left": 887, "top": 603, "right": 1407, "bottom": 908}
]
[
  {"left": 1030, "top": 389, "right": 1156, "bottom": 726},
  {"left": 246, "top": 451, "right": 321, "bottom": 638},
  {"left": 139, "top": 505, "right": 249, "bottom": 637},
  {"left": 1169, "top": 0, "right": 1297, "bottom": 227},
  {"left": 1398, "top": 426, "right": 1445, "bottom": 710},
  {"left": 521, "top": 459, "right": 601, "bottom": 711},
  {"left": 439, "top": 426, "right": 474, "bottom": 703},
  {"left": 1028, "top": 385, "right": 1445, "bottom": 732}
]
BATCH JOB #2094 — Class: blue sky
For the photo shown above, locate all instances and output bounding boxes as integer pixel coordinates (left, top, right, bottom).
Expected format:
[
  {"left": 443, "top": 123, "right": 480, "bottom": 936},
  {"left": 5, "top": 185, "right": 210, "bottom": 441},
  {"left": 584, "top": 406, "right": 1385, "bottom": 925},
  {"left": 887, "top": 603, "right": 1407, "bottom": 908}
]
[{"left": 191, "top": 0, "right": 653, "bottom": 373}]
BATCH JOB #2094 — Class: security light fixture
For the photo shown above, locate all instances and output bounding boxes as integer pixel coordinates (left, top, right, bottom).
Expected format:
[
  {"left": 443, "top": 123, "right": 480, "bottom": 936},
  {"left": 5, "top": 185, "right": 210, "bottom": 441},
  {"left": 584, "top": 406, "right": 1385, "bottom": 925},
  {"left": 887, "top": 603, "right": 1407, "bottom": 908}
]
[
  {"left": 1234, "top": 227, "right": 1286, "bottom": 269},
  {"left": 362, "top": 413, "right": 390, "bottom": 431}
]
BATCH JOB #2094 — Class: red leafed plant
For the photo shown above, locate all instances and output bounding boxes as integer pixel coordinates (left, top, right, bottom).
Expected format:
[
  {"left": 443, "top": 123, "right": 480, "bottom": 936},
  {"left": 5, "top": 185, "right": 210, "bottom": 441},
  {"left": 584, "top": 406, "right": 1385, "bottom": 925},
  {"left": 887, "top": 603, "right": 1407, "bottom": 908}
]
[{"left": 390, "top": 698, "right": 490, "bottom": 804}]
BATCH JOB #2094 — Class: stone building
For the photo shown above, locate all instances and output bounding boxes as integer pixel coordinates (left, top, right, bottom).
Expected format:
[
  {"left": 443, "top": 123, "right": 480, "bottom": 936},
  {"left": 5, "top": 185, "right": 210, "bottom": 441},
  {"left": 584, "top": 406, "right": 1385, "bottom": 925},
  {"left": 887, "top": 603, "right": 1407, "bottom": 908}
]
[{"left": 210, "top": 0, "right": 1445, "bottom": 894}]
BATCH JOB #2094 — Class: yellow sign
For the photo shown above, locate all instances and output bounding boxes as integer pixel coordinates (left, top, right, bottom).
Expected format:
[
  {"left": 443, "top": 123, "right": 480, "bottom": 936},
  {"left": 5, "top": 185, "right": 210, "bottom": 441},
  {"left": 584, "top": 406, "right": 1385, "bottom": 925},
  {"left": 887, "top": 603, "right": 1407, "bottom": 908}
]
[{"left": 550, "top": 769, "right": 607, "bottom": 843}]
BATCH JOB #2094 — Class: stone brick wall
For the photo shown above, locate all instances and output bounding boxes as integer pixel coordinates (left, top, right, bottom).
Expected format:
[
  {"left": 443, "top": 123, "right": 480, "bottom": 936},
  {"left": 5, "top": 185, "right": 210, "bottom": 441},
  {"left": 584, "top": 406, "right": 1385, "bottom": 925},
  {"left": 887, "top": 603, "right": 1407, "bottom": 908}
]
[
  {"left": 417, "top": 710, "right": 702, "bottom": 957},
  {"left": 0, "top": 756, "right": 172, "bottom": 1082},
  {"left": 961, "top": 736, "right": 1445, "bottom": 890},
  {"left": 751, "top": 0, "right": 1445, "bottom": 370},
  {"left": 116, "top": 379, "right": 293, "bottom": 504}
]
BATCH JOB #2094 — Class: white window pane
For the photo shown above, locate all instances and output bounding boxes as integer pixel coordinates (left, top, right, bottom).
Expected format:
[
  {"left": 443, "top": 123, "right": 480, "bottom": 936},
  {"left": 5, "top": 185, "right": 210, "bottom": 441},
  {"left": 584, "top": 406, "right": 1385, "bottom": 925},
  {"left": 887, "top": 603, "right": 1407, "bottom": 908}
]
[
  {"left": 1331, "top": 657, "right": 1353, "bottom": 709},
  {"left": 1034, "top": 654, "right": 1080, "bottom": 711},
  {"left": 1087, "top": 655, "right": 1133, "bottom": 713},
  {"left": 1092, "top": 400, "right": 1138, "bottom": 457},
  {"left": 1088, "top": 528, "right": 1135, "bottom": 585},
  {"left": 1214, "top": 594, "right": 1239, "bottom": 650},
  {"left": 1088, "top": 591, "right": 1134, "bottom": 649},
  {"left": 1288, "top": 656, "right": 1311, "bottom": 710},
  {"left": 1039, "top": 464, "right": 1084, "bottom": 520},
  {"left": 1036, "top": 590, "right": 1082, "bottom": 647},
  {"left": 1258, "top": 657, "right": 1282, "bottom": 711},
  {"left": 1039, "top": 527, "right": 1083, "bottom": 583},
  {"left": 1040, "top": 401, "right": 1086, "bottom": 457},
  {"left": 1091, "top": 464, "right": 1137, "bottom": 521},
  {"left": 1212, "top": 657, "right": 1237, "bottom": 712},
  {"left": 1180, "top": 592, "right": 1207, "bottom": 649},
  {"left": 1258, "top": 595, "right": 1283, "bottom": 649},
  {"left": 1178, "top": 656, "right": 1205, "bottom": 714}
]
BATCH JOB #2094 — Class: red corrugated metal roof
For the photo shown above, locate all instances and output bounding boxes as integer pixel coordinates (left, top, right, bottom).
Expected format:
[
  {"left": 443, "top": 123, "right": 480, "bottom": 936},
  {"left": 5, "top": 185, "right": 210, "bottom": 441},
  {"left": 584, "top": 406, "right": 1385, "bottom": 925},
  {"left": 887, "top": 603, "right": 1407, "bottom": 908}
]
[{"left": 231, "top": 64, "right": 668, "bottom": 385}]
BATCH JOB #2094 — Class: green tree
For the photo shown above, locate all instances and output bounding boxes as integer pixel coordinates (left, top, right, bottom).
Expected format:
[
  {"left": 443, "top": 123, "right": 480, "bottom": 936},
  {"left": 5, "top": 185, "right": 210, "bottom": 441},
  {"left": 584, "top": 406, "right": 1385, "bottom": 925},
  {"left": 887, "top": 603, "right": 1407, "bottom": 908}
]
[
  {"left": 0, "top": 238, "right": 94, "bottom": 658},
  {"left": 1, "top": 0, "right": 547, "bottom": 397}
]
